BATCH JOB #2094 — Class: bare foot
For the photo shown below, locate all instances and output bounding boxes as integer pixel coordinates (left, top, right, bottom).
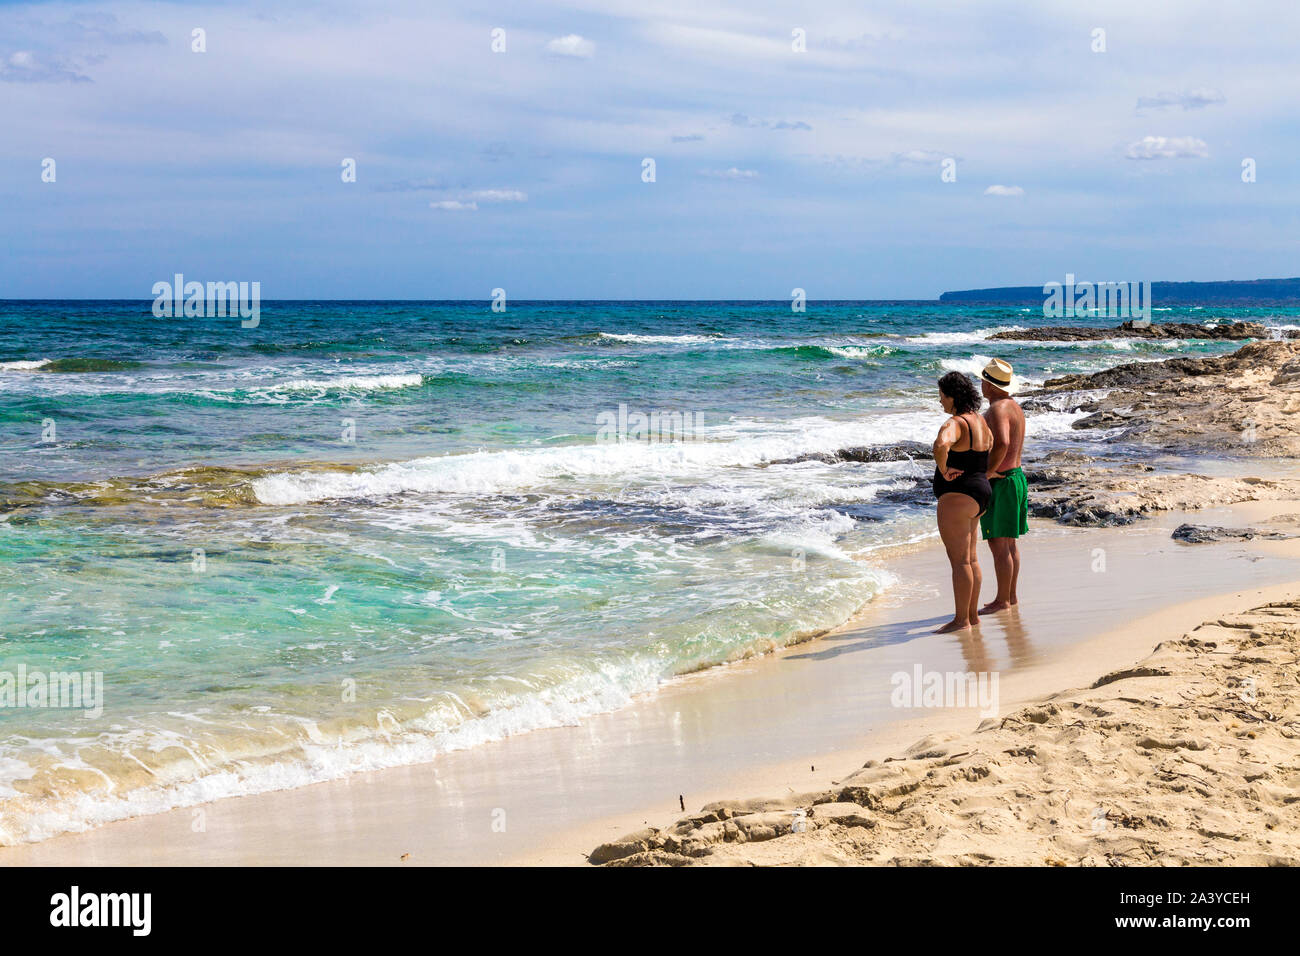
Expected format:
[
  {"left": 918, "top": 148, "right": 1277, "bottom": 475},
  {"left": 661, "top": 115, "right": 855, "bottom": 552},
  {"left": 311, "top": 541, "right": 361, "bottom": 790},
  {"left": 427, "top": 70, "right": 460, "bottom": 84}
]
[
  {"left": 934, "top": 618, "right": 971, "bottom": 634},
  {"left": 978, "top": 600, "right": 1012, "bottom": 615}
]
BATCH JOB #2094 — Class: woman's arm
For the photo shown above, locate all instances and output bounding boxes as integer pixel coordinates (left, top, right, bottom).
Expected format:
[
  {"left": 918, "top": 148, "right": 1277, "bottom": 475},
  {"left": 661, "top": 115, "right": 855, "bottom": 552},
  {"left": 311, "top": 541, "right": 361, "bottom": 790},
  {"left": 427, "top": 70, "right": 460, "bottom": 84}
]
[{"left": 933, "top": 417, "right": 963, "bottom": 480}]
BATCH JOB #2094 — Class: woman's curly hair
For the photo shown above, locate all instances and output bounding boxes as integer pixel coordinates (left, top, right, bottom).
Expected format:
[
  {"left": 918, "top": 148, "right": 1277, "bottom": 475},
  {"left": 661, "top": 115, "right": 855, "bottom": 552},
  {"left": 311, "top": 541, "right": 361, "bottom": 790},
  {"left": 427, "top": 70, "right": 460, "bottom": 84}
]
[{"left": 938, "top": 371, "right": 982, "bottom": 415}]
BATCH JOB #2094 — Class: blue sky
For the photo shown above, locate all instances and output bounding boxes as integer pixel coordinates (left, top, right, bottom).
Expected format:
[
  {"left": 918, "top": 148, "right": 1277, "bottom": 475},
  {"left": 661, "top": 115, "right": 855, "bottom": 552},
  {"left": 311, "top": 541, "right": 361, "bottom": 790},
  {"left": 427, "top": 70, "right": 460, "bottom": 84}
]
[{"left": 2, "top": 0, "right": 1297, "bottom": 299}]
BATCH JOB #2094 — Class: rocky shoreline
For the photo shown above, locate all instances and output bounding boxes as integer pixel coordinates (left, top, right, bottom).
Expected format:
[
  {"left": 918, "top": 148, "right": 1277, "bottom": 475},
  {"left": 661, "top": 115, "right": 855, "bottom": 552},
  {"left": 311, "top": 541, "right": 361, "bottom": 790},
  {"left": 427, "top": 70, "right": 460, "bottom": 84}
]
[
  {"left": 800, "top": 339, "right": 1300, "bottom": 527},
  {"left": 1012, "top": 338, "right": 1300, "bottom": 524},
  {"left": 1022, "top": 456, "right": 1300, "bottom": 527},
  {"left": 989, "top": 320, "right": 1273, "bottom": 342}
]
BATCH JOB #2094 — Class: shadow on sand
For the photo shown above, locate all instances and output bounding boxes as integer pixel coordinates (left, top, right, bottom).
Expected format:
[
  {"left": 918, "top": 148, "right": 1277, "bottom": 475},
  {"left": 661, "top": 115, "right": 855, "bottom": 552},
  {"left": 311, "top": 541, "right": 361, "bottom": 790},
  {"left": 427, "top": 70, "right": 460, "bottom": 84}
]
[
  {"left": 784, "top": 614, "right": 953, "bottom": 662},
  {"left": 785, "top": 608, "right": 1039, "bottom": 673}
]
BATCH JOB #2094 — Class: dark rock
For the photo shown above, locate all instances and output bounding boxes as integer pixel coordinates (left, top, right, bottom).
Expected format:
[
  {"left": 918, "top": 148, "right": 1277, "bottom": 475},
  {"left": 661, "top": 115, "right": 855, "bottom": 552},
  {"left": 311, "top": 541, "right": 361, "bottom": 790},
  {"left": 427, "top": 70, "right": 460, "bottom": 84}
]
[
  {"left": 836, "top": 442, "right": 934, "bottom": 463},
  {"left": 872, "top": 479, "right": 930, "bottom": 506},
  {"left": 1028, "top": 499, "right": 1144, "bottom": 527},
  {"left": 1038, "top": 357, "right": 1209, "bottom": 391},
  {"left": 1071, "top": 411, "right": 1132, "bottom": 430},
  {"left": 1171, "top": 524, "right": 1289, "bottom": 544},
  {"left": 769, "top": 441, "right": 933, "bottom": 466},
  {"left": 989, "top": 321, "right": 1266, "bottom": 343},
  {"left": 1032, "top": 340, "right": 1291, "bottom": 393}
]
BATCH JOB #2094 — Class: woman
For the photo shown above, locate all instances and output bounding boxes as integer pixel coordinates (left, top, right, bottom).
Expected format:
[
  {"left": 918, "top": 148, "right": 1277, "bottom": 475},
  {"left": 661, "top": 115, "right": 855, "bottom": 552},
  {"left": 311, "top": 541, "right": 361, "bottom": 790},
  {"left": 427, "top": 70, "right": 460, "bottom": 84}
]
[{"left": 931, "top": 371, "right": 994, "bottom": 633}]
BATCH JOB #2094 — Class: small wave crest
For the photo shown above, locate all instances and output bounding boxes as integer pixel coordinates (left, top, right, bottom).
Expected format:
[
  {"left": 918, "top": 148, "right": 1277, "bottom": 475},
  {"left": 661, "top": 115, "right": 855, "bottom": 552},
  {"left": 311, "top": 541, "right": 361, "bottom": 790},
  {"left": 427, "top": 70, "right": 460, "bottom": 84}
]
[
  {"left": 3, "top": 357, "right": 144, "bottom": 373},
  {"left": 271, "top": 373, "right": 424, "bottom": 392},
  {"left": 597, "top": 332, "right": 727, "bottom": 345},
  {"left": 250, "top": 416, "right": 942, "bottom": 506},
  {"left": 905, "top": 326, "right": 1022, "bottom": 345}
]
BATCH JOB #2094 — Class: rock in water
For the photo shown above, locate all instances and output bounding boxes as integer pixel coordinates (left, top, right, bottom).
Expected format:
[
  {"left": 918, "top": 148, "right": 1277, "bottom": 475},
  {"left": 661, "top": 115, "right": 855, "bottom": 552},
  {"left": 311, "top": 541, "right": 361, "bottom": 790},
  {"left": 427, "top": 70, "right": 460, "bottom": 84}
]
[{"left": 989, "top": 321, "right": 1267, "bottom": 342}]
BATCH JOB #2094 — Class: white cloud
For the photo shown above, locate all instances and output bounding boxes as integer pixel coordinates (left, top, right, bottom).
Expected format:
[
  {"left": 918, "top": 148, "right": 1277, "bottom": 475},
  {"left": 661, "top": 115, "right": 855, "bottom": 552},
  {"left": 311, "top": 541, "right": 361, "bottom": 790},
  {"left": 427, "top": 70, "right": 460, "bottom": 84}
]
[
  {"left": 1125, "top": 135, "right": 1209, "bottom": 160},
  {"left": 730, "top": 112, "right": 811, "bottom": 131},
  {"left": 894, "top": 149, "right": 950, "bottom": 165},
  {"left": 700, "top": 167, "right": 759, "bottom": 180},
  {"left": 0, "top": 49, "right": 90, "bottom": 83},
  {"left": 376, "top": 177, "right": 445, "bottom": 193},
  {"left": 983, "top": 185, "right": 1024, "bottom": 197},
  {"left": 547, "top": 34, "right": 595, "bottom": 58},
  {"left": 646, "top": 24, "right": 792, "bottom": 61},
  {"left": 1136, "top": 89, "right": 1225, "bottom": 111},
  {"left": 430, "top": 189, "right": 527, "bottom": 211},
  {"left": 466, "top": 189, "right": 527, "bottom": 202}
]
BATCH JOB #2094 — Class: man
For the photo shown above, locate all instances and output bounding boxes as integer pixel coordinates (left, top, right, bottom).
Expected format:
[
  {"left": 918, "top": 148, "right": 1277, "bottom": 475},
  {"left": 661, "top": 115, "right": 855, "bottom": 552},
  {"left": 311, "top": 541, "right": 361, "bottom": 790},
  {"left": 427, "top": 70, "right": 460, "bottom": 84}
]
[{"left": 977, "top": 358, "right": 1028, "bottom": 613}]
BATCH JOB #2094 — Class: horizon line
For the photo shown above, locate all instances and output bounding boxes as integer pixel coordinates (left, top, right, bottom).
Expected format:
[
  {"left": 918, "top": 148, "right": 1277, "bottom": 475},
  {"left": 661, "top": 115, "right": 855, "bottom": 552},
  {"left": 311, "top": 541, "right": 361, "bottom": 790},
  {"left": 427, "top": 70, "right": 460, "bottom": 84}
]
[{"left": 2, "top": 297, "right": 954, "bottom": 304}]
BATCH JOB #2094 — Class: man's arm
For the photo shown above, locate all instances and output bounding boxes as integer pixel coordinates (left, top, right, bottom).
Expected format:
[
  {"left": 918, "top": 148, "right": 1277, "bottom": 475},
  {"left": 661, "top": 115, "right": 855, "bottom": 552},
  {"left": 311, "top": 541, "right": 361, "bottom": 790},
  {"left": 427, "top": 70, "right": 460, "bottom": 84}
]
[{"left": 984, "top": 405, "right": 1011, "bottom": 479}]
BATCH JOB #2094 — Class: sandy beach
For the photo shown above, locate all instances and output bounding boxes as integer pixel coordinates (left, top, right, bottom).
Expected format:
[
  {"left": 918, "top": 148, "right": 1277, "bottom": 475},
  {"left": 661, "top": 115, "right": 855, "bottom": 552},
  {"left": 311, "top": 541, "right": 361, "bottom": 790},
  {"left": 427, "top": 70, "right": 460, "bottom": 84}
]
[
  {"left": 4, "top": 497, "right": 1298, "bottom": 866},
  {"left": 588, "top": 521, "right": 1300, "bottom": 865},
  {"left": 595, "top": 581, "right": 1300, "bottom": 865}
]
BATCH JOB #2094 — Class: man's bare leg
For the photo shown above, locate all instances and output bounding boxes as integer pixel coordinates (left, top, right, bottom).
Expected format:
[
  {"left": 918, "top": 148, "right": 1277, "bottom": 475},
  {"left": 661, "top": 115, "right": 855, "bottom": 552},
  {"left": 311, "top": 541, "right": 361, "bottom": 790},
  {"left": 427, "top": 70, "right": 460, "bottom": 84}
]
[
  {"left": 979, "top": 537, "right": 1017, "bottom": 613},
  {"left": 1008, "top": 538, "right": 1020, "bottom": 605}
]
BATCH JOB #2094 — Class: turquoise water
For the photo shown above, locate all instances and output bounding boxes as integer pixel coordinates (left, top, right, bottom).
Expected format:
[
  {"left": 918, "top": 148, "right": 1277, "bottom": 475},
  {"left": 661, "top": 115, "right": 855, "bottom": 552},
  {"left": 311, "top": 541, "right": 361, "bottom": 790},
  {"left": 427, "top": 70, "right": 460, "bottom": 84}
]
[{"left": 0, "top": 301, "right": 1288, "bottom": 842}]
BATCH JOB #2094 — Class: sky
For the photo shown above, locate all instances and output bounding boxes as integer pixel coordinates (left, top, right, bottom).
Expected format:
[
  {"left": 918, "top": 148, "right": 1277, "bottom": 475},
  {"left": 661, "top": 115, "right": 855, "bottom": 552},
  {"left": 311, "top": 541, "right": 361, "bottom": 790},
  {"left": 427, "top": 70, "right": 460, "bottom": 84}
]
[{"left": 2, "top": 0, "right": 1298, "bottom": 299}]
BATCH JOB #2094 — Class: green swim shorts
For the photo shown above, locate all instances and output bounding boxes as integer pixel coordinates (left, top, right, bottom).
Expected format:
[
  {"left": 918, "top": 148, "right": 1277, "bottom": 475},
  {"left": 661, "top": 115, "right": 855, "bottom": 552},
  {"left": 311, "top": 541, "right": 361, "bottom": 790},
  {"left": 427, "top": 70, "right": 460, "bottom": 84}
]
[{"left": 980, "top": 466, "right": 1029, "bottom": 539}]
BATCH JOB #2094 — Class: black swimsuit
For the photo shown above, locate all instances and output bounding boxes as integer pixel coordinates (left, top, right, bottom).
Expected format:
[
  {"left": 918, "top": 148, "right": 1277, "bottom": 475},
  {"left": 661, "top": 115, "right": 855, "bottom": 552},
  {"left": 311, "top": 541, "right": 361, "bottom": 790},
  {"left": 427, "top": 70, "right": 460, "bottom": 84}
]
[{"left": 932, "top": 414, "right": 992, "bottom": 515}]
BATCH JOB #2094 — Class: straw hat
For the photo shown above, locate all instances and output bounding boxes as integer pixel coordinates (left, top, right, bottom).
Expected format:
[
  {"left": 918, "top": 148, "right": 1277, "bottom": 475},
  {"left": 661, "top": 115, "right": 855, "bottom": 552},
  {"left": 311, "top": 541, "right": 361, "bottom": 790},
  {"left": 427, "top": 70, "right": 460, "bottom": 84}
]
[{"left": 980, "top": 358, "right": 1014, "bottom": 392}]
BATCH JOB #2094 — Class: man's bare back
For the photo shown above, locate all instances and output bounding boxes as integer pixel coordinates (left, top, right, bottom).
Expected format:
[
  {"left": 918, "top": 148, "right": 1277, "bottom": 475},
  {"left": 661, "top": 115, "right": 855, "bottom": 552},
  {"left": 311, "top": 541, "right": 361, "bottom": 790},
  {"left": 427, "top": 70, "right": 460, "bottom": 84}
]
[{"left": 983, "top": 395, "right": 1024, "bottom": 476}]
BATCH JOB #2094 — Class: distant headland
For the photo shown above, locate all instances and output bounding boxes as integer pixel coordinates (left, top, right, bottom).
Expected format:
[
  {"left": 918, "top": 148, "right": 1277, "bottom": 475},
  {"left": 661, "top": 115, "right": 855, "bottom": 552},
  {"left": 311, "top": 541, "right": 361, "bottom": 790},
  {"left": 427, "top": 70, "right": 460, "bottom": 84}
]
[{"left": 940, "top": 277, "right": 1300, "bottom": 306}]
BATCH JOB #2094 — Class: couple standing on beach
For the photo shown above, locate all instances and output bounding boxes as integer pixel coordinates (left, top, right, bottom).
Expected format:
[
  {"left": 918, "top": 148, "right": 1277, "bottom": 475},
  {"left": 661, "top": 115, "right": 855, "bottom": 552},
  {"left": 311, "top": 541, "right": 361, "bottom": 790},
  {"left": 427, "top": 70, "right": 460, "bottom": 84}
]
[{"left": 931, "top": 359, "right": 1028, "bottom": 634}]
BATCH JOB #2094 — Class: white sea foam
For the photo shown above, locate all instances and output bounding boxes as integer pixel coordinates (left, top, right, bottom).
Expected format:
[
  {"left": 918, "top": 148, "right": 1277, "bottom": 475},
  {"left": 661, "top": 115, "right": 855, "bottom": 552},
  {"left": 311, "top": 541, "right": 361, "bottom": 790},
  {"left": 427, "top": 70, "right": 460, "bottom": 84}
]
[
  {"left": 938, "top": 353, "right": 994, "bottom": 376},
  {"left": 249, "top": 396, "right": 1108, "bottom": 508},
  {"left": 823, "top": 344, "right": 897, "bottom": 359},
  {"left": 905, "top": 326, "right": 1021, "bottom": 345},
  {"left": 0, "top": 359, "right": 51, "bottom": 371},
  {"left": 1025, "top": 409, "right": 1093, "bottom": 437},
  {"left": 0, "top": 562, "right": 894, "bottom": 845},
  {"left": 598, "top": 332, "right": 725, "bottom": 345},
  {"left": 271, "top": 374, "right": 424, "bottom": 392},
  {"left": 937, "top": 354, "right": 1046, "bottom": 390},
  {"left": 251, "top": 415, "right": 943, "bottom": 505}
]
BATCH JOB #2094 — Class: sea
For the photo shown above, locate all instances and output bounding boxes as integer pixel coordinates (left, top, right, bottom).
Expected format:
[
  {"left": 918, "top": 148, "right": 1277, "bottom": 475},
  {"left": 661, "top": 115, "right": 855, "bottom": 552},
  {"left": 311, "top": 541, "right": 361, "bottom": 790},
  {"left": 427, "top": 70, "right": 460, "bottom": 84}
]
[{"left": 0, "top": 300, "right": 1293, "bottom": 843}]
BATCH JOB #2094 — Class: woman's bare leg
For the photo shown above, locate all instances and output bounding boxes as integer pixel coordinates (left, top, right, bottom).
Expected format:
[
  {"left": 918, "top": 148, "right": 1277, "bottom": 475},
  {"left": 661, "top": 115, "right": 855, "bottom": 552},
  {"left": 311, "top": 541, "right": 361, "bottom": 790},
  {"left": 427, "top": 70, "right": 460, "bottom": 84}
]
[
  {"left": 936, "top": 493, "right": 979, "bottom": 633},
  {"left": 967, "top": 517, "right": 982, "bottom": 623}
]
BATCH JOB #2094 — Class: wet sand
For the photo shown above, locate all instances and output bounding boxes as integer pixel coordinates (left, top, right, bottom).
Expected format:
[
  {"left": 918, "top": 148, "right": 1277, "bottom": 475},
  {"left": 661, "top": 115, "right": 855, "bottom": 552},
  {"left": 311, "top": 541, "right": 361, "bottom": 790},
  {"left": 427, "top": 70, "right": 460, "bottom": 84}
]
[{"left": 4, "top": 499, "right": 1298, "bottom": 866}]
